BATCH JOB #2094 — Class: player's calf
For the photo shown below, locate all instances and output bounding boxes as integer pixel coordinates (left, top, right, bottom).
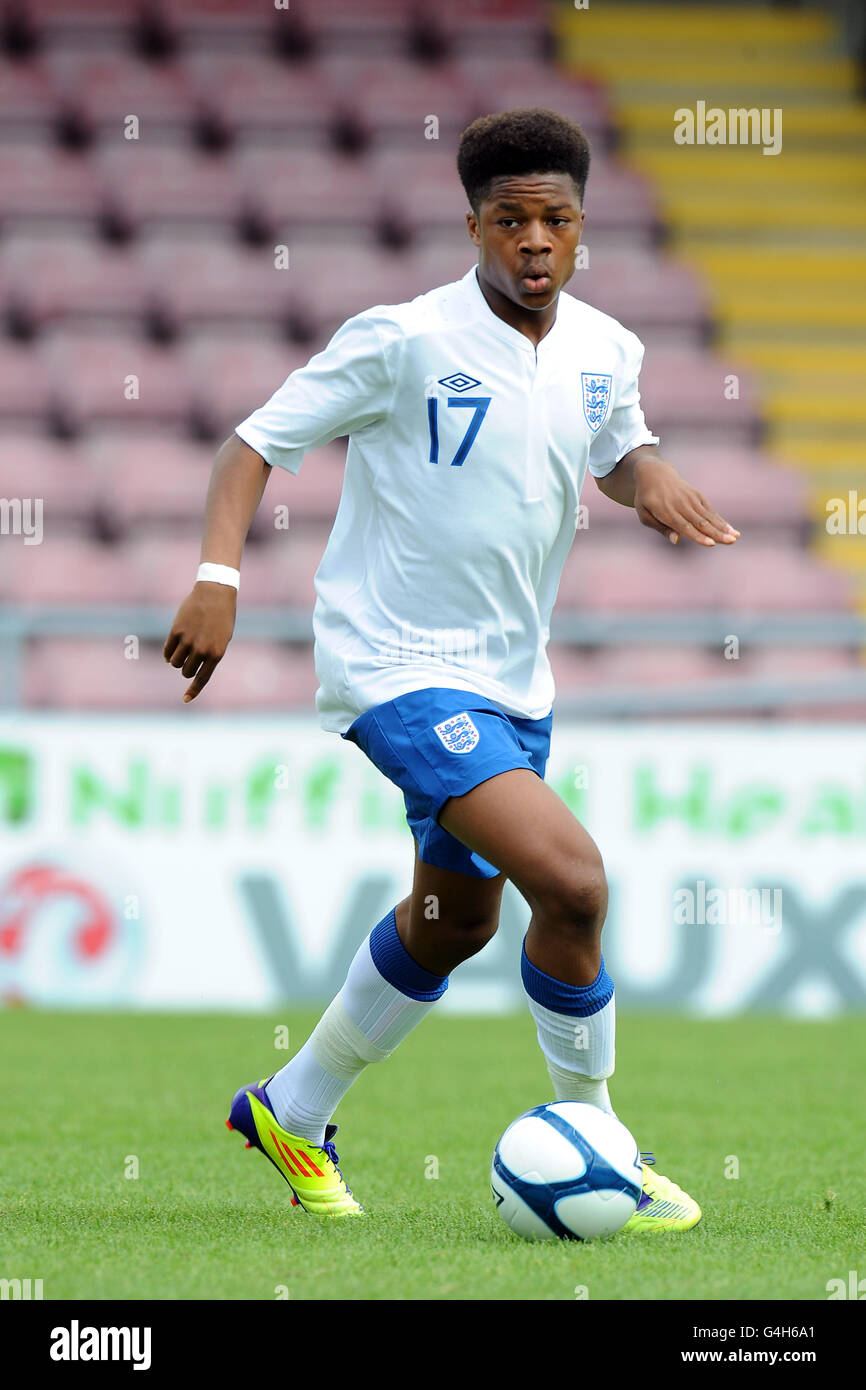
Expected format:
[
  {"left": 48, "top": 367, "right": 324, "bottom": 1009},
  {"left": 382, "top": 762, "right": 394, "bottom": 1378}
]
[{"left": 522, "top": 843, "right": 608, "bottom": 987}]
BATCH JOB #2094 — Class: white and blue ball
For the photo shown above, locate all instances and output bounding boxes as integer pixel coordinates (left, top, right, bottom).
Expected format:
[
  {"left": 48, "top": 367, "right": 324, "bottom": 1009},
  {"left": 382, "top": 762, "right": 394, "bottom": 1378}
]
[{"left": 491, "top": 1102, "right": 643, "bottom": 1241}]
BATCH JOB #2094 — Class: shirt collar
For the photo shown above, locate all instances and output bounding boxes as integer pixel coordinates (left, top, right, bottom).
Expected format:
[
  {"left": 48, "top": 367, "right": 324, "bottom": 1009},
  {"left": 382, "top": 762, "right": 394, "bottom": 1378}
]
[{"left": 463, "top": 264, "right": 561, "bottom": 356}]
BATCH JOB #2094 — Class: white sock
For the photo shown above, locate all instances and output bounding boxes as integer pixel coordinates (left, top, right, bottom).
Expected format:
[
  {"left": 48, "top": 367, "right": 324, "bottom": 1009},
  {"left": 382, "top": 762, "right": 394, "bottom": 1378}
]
[
  {"left": 528, "top": 995, "right": 616, "bottom": 1112},
  {"left": 521, "top": 942, "right": 616, "bottom": 1114},
  {"left": 264, "top": 907, "right": 447, "bottom": 1144}
]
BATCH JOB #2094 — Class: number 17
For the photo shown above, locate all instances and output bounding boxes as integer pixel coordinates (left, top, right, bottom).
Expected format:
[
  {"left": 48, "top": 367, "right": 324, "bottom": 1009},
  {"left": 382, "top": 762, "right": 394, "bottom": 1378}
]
[{"left": 427, "top": 396, "right": 491, "bottom": 467}]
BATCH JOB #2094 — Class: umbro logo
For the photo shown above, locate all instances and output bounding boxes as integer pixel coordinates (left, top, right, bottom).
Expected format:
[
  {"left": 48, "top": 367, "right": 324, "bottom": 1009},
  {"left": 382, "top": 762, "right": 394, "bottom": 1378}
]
[{"left": 438, "top": 373, "right": 481, "bottom": 392}]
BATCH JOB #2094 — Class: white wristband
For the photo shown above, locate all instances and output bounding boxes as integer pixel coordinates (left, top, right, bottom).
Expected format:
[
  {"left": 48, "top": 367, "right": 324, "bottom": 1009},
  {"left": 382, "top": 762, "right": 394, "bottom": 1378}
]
[{"left": 197, "top": 562, "right": 240, "bottom": 590}]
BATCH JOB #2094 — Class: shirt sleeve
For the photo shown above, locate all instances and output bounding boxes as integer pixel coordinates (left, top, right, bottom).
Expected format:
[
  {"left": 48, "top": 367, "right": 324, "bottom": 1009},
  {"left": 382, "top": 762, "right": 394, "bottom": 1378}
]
[
  {"left": 233, "top": 308, "right": 401, "bottom": 474},
  {"left": 587, "top": 328, "right": 660, "bottom": 479}
]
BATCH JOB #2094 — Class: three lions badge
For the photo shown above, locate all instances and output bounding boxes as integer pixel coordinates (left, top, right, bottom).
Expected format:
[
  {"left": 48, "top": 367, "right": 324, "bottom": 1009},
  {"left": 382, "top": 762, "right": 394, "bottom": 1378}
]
[
  {"left": 433, "top": 713, "right": 480, "bottom": 754},
  {"left": 581, "top": 372, "right": 613, "bottom": 434}
]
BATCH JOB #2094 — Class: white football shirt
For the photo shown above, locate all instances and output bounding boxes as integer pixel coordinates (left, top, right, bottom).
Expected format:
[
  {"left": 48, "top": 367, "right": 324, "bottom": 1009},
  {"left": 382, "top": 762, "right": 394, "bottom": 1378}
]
[{"left": 235, "top": 264, "right": 659, "bottom": 734}]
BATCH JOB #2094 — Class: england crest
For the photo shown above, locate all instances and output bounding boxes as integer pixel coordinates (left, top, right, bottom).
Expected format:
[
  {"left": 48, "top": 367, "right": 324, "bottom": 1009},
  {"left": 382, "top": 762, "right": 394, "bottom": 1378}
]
[
  {"left": 433, "top": 712, "right": 480, "bottom": 754},
  {"left": 581, "top": 372, "right": 613, "bottom": 434}
]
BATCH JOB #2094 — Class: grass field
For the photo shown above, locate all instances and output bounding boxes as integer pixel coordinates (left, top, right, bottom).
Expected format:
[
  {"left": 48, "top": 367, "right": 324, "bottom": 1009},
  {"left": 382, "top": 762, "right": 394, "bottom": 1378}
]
[{"left": 2, "top": 1009, "right": 864, "bottom": 1301}]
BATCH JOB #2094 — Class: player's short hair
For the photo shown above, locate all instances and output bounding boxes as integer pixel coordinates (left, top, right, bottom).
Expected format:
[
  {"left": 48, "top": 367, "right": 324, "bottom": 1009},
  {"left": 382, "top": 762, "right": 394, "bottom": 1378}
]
[{"left": 456, "top": 107, "right": 591, "bottom": 214}]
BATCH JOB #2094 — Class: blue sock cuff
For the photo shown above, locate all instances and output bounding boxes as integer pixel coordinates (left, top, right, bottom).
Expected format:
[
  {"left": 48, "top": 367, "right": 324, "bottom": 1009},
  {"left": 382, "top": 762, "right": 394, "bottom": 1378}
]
[
  {"left": 520, "top": 941, "right": 614, "bottom": 1017},
  {"left": 369, "top": 908, "right": 449, "bottom": 1002}
]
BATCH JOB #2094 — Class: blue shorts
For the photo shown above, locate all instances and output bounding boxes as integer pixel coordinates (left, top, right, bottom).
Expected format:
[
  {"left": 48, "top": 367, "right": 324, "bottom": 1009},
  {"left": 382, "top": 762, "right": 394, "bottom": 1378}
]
[{"left": 341, "top": 686, "right": 553, "bottom": 879}]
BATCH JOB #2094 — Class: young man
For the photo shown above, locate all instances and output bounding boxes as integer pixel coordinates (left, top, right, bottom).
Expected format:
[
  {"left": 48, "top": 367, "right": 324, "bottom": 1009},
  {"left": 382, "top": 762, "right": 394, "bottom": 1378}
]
[{"left": 164, "top": 108, "right": 738, "bottom": 1228}]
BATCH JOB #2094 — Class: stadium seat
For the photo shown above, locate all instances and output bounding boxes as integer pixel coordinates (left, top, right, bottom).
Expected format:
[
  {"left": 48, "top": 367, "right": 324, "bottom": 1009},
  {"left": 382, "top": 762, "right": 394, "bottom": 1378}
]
[
  {"left": 74, "top": 429, "right": 343, "bottom": 534},
  {"left": 455, "top": 57, "right": 612, "bottom": 141},
  {"left": 0, "top": 233, "right": 149, "bottom": 329},
  {"left": 368, "top": 146, "right": 657, "bottom": 237},
  {"left": 268, "top": 241, "right": 431, "bottom": 335},
  {"left": 0, "top": 144, "right": 102, "bottom": 224},
  {"left": 81, "top": 430, "right": 215, "bottom": 531},
  {"left": 4, "top": 536, "right": 146, "bottom": 604},
  {"left": 180, "top": 329, "right": 310, "bottom": 438},
  {"left": 550, "top": 643, "right": 724, "bottom": 690},
  {"left": 234, "top": 141, "right": 382, "bottom": 231},
  {"left": 93, "top": 139, "right": 242, "bottom": 232},
  {"left": 315, "top": 55, "right": 484, "bottom": 144},
  {"left": 24, "top": 638, "right": 182, "bottom": 711},
  {"left": 0, "top": 436, "right": 99, "bottom": 523},
  {"left": 583, "top": 446, "right": 808, "bottom": 532},
  {"left": 24, "top": 0, "right": 142, "bottom": 27},
  {"left": 558, "top": 538, "right": 853, "bottom": 613},
  {"left": 138, "top": 232, "right": 297, "bottom": 331},
  {"left": 0, "top": 343, "right": 55, "bottom": 423},
  {"left": 41, "top": 53, "right": 196, "bottom": 135},
  {"left": 180, "top": 54, "right": 339, "bottom": 138},
  {"left": 575, "top": 246, "right": 709, "bottom": 341},
  {"left": 192, "top": 642, "right": 320, "bottom": 709},
  {"left": 639, "top": 350, "right": 760, "bottom": 433},
  {"left": 155, "top": 0, "right": 314, "bottom": 47},
  {"left": 39, "top": 328, "right": 195, "bottom": 431},
  {"left": 126, "top": 532, "right": 324, "bottom": 606},
  {"left": 0, "top": 59, "right": 60, "bottom": 133},
  {"left": 24, "top": 635, "right": 320, "bottom": 711}
]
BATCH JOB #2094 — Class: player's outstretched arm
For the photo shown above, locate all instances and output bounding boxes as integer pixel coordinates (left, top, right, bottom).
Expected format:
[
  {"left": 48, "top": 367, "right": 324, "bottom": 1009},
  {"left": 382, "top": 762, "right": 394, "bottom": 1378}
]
[
  {"left": 594, "top": 444, "right": 740, "bottom": 547},
  {"left": 163, "top": 433, "right": 272, "bottom": 702}
]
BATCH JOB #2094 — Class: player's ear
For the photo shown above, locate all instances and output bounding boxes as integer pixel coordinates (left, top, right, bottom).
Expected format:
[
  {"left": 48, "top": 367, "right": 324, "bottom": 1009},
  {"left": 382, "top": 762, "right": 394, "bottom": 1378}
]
[{"left": 466, "top": 209, "right": 481, "bottom": 245}]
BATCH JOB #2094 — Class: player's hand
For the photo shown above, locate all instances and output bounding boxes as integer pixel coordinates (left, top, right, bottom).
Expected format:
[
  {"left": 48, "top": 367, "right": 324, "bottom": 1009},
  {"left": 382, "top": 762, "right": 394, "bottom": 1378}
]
[
  {"left": 634, "top": 457, "right": 740, "bottom": 547},
  {"left": 163, "top": 582, "right": 237, "bottom": 703}
]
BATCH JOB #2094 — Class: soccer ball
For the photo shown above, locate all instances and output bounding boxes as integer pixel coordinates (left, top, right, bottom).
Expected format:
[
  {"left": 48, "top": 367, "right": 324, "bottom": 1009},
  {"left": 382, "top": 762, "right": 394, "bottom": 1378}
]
[{"left": 491, "top": 1101, "right": 643, "bottom": 1241}]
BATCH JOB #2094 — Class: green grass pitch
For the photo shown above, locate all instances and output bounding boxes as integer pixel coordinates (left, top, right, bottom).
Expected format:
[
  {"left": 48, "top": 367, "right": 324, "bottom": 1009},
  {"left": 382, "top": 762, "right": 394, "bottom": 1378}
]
[{"left": 3, "top": 1009, "right": 864, "bottom": 1301}]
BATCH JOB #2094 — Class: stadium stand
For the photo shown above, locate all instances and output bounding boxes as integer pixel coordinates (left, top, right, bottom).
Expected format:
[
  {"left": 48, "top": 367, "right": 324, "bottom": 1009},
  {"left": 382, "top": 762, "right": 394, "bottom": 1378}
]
[{"left": 0, "top": 0, "right": 864, "bottom": 714}]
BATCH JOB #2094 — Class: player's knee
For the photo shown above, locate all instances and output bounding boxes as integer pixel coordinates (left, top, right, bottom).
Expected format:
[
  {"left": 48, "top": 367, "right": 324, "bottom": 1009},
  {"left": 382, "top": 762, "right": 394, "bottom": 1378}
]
[
  {"left": 444, "top": 913, "right": 500, "bottom": 962},
  {"left": 532, "top": 852, "right": 607, "bottom": 939}
]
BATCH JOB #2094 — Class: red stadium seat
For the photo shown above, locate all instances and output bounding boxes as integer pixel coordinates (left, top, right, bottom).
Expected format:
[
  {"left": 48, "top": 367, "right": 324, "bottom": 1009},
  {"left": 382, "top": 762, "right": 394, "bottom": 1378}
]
[
  {"left": 584, "top": 446, "right": 808, "bottom": 531},
  {"left": 81, "top": 429, "right": 215, "bottom": 530},
  {"left": 194, "top": 643, "right": 320, "bottom": 710},
  {"left": 4, "top": 536, "right": 145, "bottom": 604},
  {"left": 0, "top": 144, "right": 102, "bottom": 224},
  {"left": 78, "top": 427, "right": 345, "bottom": 534},
  {"left": 138, "top": 232, "right": 297, "bottom": 329},
  {"left": 265, "top": 240, "right": 426, "bottom": 334},
  {"left": 368, "top": 146, "right": 656, "bottom": 236},
  {"left": 0, "top": 59, "right": 61, "bottom": 130},
  {"left": 234, "top": 141, "right": 381, "bottom": 231},
  {"left": 181, "top": 55, "right": 339, "bottom": 137},
  {"left": 574, "top": 246, "right": 709, "bottom": 339},
  {"left": 24, "top": 638, "right": 186, "bottom": 710},
  {"left": 0, "top": 436, "right": 99, "bottom": 522},
  {"left": 315, "top": 56, "right": 484, "bottom": 142},
  {"left": 26, "top": 0, "right": 142, "bottom": 21},
  {"left": 0, "top": 343, "right": 55, "bottom": 423},
  {"left": 639, "top": 349, "right": 761, "bottom": 432},
  {"left": 180, "top": 329, "right": 310, "bottom": 438},
  {"left": 41, "top": 53, "right": 196, "bottom": 133},
  {"left": 0, "top": 233, "right": 149, "bottom": 329},
  {"left": 558, "top": 538, "right": 853, "bottom": 613},
  {"left": 455, "top": 57, "right": 612, "bottom": 140},
  {"left": 93, "top": 139, "right": 242, "bottom": 232},
  {"left": 39, "top": 328, "right": 195, "bottom": 430},
  {"left": 550, "top": 643, "right": 725, "bottom": 690},
  {"left": 736, "top": 645, "right": 859, "bottom": 678},
  {"left": 127, "top": 533, "right": 324, "bottom": 606},
  {"left": 153, "top": 0, "right": 287, "bottom": 43},
  {"left": 24, "top": 636, "right": 319, "bottom": 710}
]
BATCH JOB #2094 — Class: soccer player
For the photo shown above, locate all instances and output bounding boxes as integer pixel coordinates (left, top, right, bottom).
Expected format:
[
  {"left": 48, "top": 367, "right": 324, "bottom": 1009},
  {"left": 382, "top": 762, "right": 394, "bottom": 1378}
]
[{"left": 164, "top": 108, "right": 739, "bottom": 1229}]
